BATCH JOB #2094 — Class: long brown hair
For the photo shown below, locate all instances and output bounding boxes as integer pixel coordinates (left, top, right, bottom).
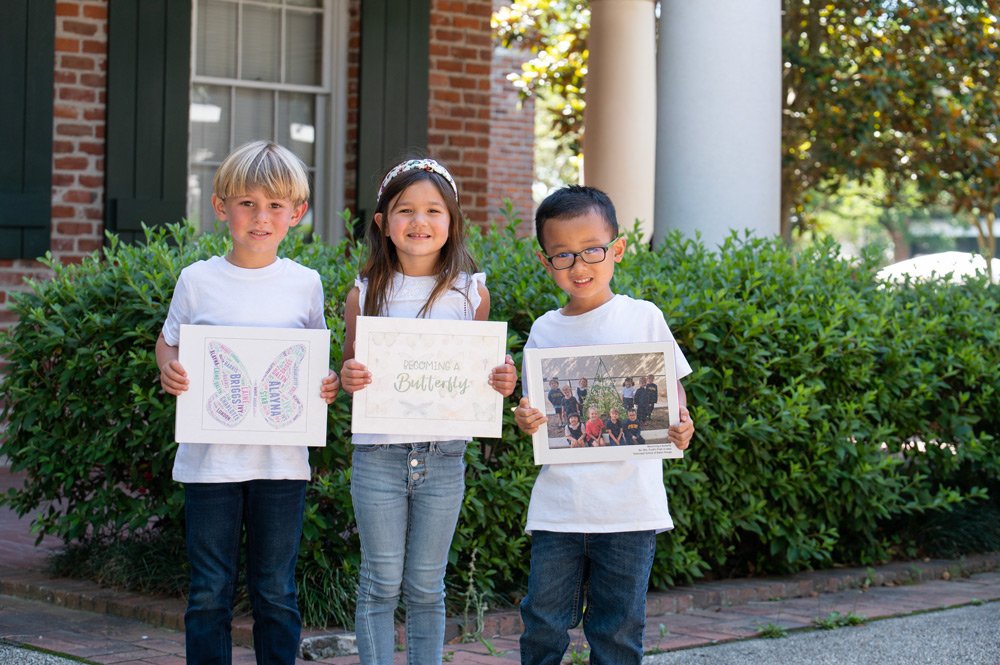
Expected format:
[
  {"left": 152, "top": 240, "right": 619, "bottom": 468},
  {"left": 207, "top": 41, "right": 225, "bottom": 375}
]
[{"left": 360, "top": 161, "right": 478, "bottom": 317}]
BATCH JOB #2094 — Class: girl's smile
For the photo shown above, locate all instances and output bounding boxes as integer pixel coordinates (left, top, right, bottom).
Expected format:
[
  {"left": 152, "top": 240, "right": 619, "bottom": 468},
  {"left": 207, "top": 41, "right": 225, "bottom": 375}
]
[{"left": 376, "top": 180, "right": 451, "bottom": 275}]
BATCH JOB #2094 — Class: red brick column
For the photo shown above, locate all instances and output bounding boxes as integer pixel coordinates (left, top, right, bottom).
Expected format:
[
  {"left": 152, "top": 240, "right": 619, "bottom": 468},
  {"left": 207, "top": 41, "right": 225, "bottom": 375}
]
[
  {"left": 343, "top": 0, "right": 361, "bottom": 215},
  {"left": 52, "top": 0, "right": 107, "bottom": 263},
  {"left": 488, "top": 46, "right": 535, "bottom": 232},
  {"left": 0, "top": 0, "right": 108, "bottom": 330},
  {"left": 428, "top": 0, "right": 493, "bottom": 227}
]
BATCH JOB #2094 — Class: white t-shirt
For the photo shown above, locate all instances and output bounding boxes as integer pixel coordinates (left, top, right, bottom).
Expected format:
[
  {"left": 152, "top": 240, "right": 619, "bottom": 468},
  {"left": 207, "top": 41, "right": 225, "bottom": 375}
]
[
  {"left": 523, "top": 294, "right": 692, "bottom": 534},
  {"left": 161, "top": 256, "right": 327, "bottom": 483},
  {"left": 351, "top": 271, "right": 486, "bottom": 445}
]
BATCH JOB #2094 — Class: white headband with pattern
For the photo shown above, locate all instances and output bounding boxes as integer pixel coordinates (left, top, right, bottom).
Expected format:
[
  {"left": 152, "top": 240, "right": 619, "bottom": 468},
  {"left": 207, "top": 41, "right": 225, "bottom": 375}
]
[{"left": 377, "top": 159, "right": 458, "bottom": 204}]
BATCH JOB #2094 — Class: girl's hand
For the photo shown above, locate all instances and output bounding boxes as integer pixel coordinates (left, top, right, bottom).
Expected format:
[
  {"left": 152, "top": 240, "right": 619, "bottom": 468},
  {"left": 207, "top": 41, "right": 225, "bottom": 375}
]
[
  {"left": 159, "top": 360, "right": 189, "bottom": 396},
  {"left": 514, "top": 396, "right": 546, "bottom": 434},
  {"left": 489, "top": 355, "right": 517, "bottom": 397},
  {"left": 668, "top": 405, "right": 695, "bottom": 450},
  {"left": 320, "top": 370, "right": 341, "bottom": 404},
  {"left": 341, "top": 358, "right": 372, "bottom": 394}
]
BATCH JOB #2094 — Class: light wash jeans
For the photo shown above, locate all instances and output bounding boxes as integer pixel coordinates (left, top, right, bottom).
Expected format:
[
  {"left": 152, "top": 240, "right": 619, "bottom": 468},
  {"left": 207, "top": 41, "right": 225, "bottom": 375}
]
[
  {"left": 520, "top": 529, "right": 657, "bottom": 665},
  {"left": 183, "top": 480, "right": 306, "bottom": 665},
  {"left": 350, "top": 441, "right": 467, "bottom": 665}
]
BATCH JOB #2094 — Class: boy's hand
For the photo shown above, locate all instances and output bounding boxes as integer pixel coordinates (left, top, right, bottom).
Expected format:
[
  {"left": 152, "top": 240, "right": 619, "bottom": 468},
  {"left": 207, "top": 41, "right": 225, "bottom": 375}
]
[
  {"left": 514, "top": 396, "right": 546, "bottom": 434},
  {"left": 341, "top": 358, "right": 372, "bottom": 394},
  {"left": 320, "top": 370, "right": 341, "bottom": 404},
  {"left": 669, "top": 405, "right": 695, "bottom": 451},
  {"left": 489, "top": 355, "right": 517, "bottom": 397},
  {"left": 159, "top": 360, "right": 189, "bottom": 396}
]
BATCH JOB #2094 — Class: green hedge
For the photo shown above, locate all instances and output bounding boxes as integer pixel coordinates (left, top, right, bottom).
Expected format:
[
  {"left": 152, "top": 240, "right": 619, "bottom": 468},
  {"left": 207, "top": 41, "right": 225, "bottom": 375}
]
[{"left": 2, "top": 221, "right": 998, "bottom": 627}]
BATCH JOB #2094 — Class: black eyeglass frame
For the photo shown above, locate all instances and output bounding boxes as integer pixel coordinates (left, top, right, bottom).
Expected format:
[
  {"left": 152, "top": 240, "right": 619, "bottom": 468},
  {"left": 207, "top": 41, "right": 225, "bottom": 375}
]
[{"left": 542, "top": 237, "right": 621, "bottom": 270}]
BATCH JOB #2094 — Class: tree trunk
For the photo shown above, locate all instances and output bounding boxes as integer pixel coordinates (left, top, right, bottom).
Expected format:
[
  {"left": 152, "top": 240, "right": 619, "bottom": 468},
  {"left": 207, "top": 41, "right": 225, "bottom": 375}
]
[{"left": 888, "top": 227, "right": 911, "bottom": 262}]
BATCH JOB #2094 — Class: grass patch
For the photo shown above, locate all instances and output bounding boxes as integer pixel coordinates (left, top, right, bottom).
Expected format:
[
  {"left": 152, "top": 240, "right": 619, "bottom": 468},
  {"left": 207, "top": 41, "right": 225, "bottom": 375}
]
[
  {"left": 812, "top": 611, "right": 866, "bottom": 630},
  {"left": 50, "top": 531, "right": 188, "bottom": 598},
  {"left": 756, "top": 622, "right": 788, "bottom": 638}
]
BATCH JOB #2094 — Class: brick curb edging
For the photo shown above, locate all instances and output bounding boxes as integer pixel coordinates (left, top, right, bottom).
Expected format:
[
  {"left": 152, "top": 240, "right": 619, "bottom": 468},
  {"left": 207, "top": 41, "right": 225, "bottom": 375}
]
[
  {"left": 0, "top": 566, "right": 252, "bottom": 647},
  {"left": 4, "top": 552, "right": 1000, "bottom": 649},
  {"left": 445, "top": 551, "right": 1000, "bottom": 639}
]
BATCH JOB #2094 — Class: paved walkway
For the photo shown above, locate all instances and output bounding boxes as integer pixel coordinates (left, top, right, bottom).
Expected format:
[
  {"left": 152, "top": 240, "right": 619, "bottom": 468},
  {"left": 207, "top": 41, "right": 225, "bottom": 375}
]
[{"left": 3, "top": 466, "right": 1000, "bottom": 664}]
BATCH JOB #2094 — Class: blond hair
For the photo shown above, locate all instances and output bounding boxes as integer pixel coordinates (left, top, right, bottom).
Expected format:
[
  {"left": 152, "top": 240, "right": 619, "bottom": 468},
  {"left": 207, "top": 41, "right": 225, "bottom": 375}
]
[{"left": 213, "top": 141, "right": 310, "bottom": 204}]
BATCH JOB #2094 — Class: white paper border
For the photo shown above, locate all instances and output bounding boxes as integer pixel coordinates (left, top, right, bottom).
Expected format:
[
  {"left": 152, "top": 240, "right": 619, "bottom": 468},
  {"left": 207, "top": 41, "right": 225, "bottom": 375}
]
[
  {"left": 524, "top": 342, "right": 680, "bottom": 464},
  {"left": 175, "top": 324, "right": 330, "bottom": 446},
  {"left": 351, "top": 316, "right": 508, "bottom": 438}
]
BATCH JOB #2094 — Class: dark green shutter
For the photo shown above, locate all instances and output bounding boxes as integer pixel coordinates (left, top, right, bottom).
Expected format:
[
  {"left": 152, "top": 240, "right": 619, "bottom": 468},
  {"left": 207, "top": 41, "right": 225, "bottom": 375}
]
[
  {"left": 105, "top": 0, "right": 191, "bottom": 244},
  {"left": 356, "top": 0, "right": 430, "bottom": 224},
  {"left": 0, "top": 0, "right": 55, "bottom": 259}
]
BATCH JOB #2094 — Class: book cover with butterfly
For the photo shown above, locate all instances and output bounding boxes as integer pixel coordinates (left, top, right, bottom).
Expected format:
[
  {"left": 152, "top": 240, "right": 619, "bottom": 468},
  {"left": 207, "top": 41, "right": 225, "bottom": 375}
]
[
  {"left": 175, "top": 325, "right": 331, "bottom": 446},
  {"left": 351, "top": 316, "right": 508, "bottom": 439}
]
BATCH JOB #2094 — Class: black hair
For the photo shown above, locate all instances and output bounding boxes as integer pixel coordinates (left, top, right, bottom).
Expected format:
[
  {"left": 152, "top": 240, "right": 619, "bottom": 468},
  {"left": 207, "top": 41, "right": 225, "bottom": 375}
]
[{"left": 534, "top": 185, "right": 619, "bottom": 253}]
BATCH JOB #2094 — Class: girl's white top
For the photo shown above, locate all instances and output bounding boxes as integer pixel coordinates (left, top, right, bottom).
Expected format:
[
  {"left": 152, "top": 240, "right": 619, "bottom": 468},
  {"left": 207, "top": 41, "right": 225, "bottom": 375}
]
[
  {"left": 162, "top": 256, "right": 326, "bottom": 483},
  {"left": 352, "top": 271, "right": 486, "bottom": 445}
]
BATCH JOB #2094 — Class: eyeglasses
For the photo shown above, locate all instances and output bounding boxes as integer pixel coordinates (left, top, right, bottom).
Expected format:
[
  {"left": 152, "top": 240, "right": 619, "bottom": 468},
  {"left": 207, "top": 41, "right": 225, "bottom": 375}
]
[{"left": 542, "top": 239, "right": 619, "bottom": 270}]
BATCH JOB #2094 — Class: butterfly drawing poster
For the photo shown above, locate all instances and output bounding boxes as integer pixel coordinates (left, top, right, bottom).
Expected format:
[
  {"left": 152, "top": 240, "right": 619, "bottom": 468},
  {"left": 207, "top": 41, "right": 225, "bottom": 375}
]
[
  {"left": 175, "top": 325, "right": 331, "bottom": 446},
  {"left": 351, "top": 316, "right": 508, "bottom": 439}
]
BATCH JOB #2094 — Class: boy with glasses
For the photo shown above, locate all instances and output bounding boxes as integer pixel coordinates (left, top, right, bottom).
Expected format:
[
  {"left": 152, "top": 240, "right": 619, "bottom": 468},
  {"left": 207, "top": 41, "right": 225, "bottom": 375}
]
[{"left": 513, "top": 185, "right": 695, "bottom": 665}]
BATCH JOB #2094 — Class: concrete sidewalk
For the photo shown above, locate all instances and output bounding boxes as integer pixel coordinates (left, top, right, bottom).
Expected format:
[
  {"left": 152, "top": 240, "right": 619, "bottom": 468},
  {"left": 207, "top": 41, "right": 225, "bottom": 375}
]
[{"left": 3, "top": 466, "right": 1000, "bottom": 664}]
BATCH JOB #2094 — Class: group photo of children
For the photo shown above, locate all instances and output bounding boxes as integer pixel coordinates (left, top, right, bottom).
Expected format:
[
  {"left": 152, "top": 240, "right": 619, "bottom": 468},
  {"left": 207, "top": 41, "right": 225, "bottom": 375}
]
[
  {"left": 153, "top": 141, "right": 694, "bottom": 665},
  {"left": 539, "top": 354, "right": 672, "bottom": 450}
]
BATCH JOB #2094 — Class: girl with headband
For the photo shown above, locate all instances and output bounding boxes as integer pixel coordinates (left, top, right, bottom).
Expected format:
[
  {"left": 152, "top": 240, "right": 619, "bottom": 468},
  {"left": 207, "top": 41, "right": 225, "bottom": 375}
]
[{"left": 340, "top": 157, "right": 516, "bottom": 664}]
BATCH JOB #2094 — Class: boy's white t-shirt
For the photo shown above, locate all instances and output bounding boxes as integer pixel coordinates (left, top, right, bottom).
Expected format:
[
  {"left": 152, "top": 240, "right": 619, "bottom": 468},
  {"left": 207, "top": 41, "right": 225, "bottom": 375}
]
[
  {"left": 161, "top": 256, "right": 327, "bottom": 483},
  {"left": 351, "top": 271, "right": 485, "bottom": 445},
  {"left": 523, "top": 294, "right": 692, "bottom": 534}
]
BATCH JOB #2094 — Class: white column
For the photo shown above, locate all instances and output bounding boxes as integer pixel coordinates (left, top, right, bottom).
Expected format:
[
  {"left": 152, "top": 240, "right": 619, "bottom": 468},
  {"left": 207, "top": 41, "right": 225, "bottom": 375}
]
[
  {"left": 583, "top": 0, "right": 657, "bottom": 240},
  {"left": 654, "top": 0, "right": 781, "bottom": 248}
]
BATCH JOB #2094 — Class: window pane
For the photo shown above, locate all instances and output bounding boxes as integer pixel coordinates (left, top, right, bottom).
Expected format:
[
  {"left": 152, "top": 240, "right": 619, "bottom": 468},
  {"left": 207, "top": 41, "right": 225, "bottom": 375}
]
[
  {"left": 242, "top": 5, "right": 281, "bottom": 82},
  {"left": 285, "top": 10, "right": 322, "bottom": 85},
  {"left": 278, "top": 92, "right": 316, "bottom": 166},
  {"left": 287, "top": 0, "right": 322, "bottom": 7},
  {"left": 188, "top": 166, "right": 218, "bottom": 232},
  {"left": 189, "top": 85, "right": 231, "bottom": 165},
  {"left": 196, "top": 0, "right": 237, "bottom": 78},
  {"left": 234, "top": 88, "right": 274, "bottom": 144}
]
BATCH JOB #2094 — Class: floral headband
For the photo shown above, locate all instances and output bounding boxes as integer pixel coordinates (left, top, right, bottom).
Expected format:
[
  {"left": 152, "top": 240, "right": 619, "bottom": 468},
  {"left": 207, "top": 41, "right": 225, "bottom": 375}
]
[{"left": 377, "top": 158, "right": 458, "bottom": 204}]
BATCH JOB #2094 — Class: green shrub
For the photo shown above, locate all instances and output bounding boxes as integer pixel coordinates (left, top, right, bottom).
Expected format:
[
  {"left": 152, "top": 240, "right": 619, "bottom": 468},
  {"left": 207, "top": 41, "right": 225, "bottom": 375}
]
[{"left": 2, "top": 220, "right": 998, "bottom": 628}]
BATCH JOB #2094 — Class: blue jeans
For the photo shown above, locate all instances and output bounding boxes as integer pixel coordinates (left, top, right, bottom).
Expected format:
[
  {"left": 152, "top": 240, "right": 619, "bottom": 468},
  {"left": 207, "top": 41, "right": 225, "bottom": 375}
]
[
  {"left": 350, "top": 441, "right": 467, "bottom": 665},
  {"left": 184, "top": 480, "right": 306, "bottom": 665},
  {"left": 519, "top": 530, "right": 657, "bottom": 665}
]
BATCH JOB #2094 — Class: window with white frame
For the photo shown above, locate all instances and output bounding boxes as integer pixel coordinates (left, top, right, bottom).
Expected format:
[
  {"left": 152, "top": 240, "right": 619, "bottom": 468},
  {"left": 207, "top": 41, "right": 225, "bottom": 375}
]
[{"left": 188, "top": 0, "right": 345, "bottom": 239}]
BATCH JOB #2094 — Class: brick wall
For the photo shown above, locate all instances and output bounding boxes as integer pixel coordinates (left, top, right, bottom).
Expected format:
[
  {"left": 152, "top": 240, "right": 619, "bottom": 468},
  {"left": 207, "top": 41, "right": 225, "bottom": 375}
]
[
  {"left": 343, "top": 0, "right": 361, "bottom": 216},
  {"left": 488, "top": 46, "right": 536, "bottom": 230},
  {"left": 0, "top": 0, "right": 108, "bottom": 330},
  {"left": 427, "top": 0, "right": 494, "bottom": 227},
  {"left": 0, "top": 1, "right": 535, "bottom": 329},
  {"left": 51, "top": 0, "right": 107, "bottom": 263}
]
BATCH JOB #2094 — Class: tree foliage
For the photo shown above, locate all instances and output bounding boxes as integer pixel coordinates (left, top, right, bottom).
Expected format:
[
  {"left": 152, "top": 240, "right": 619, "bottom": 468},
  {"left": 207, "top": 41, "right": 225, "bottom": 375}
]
[
  {"left": 494, "top": 1, "right": 999, "bottom": 255},
  {"left": 493, "top": 1, "right": 589, "bottom": 187}
]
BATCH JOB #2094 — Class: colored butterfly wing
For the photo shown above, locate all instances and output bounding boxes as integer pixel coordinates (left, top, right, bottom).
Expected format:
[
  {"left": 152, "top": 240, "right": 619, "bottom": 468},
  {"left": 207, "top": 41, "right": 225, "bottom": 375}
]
[
  {"left": 205, "top": 341, "right": 254, "bottom": 427},
  {"left": 257, "top": 344, "right": 306, "bottom": 428}
]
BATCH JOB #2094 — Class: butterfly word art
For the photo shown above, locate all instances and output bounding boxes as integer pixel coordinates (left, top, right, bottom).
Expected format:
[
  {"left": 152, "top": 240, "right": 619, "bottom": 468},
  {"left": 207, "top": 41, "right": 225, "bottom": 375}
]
[
  {"left": 206, "top": 341, "right": 304, "bottom": 428},
  {"left": 175, "top": 325, "right": 331, "bottom": 446}
]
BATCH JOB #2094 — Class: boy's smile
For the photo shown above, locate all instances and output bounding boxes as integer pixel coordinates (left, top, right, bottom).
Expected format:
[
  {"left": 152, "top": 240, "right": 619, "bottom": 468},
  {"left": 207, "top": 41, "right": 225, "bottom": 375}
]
[
  {"left": 537, "top": 209, "right": 625, "bottom": 316},
  {"left": 213, "top": 189, "right": 307, "bottom": 269}
]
